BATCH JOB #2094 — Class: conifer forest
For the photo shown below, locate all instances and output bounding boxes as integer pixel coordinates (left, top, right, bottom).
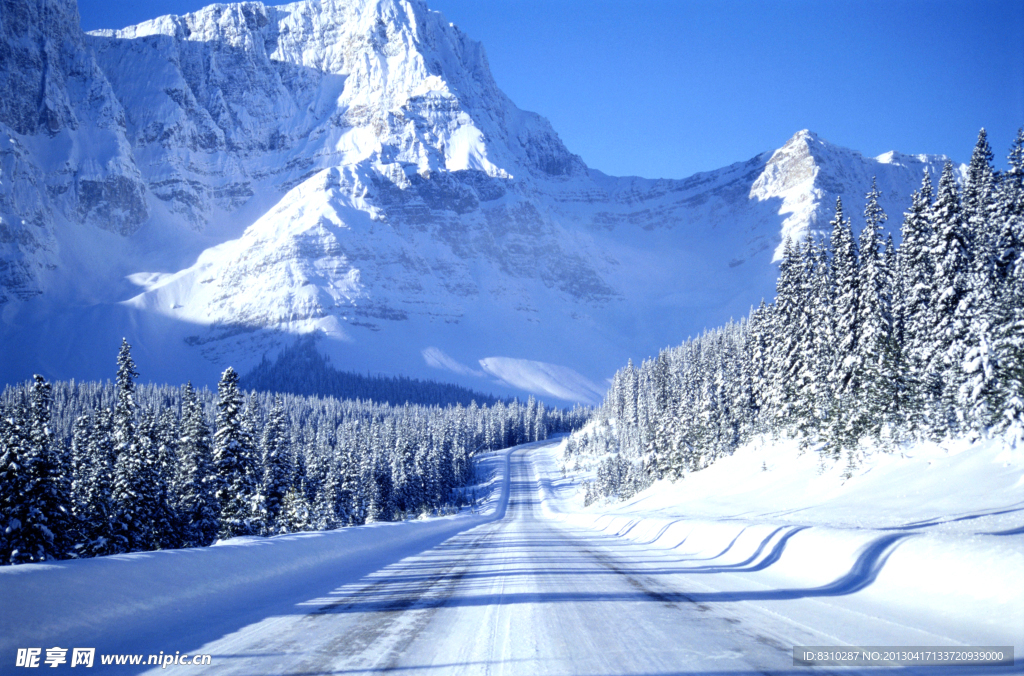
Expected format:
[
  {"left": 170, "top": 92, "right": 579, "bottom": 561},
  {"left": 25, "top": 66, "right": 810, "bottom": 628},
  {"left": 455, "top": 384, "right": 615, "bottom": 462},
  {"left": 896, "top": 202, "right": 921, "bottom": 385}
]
[
  {"left": 568, "top": 129, "right": 1024, "bottom": 504},
  {"left": 0, "top": 341, "right": 588, "bottom": 565}
]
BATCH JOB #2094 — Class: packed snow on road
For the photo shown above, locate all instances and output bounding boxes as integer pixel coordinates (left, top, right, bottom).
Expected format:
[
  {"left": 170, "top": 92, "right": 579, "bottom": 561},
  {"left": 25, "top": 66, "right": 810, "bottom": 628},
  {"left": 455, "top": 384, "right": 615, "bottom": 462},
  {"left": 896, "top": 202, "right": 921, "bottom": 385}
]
[{"left": 2, "top": 434, "right": 1021, "bottom": 675}]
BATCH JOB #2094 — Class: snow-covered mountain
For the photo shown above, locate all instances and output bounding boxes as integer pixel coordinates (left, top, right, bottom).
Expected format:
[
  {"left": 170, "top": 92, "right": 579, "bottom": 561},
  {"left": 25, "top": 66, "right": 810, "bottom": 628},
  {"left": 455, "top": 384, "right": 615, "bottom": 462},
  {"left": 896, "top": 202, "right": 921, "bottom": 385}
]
[{"left": 0, "top": 0, "right": 955, "bottom": 403}]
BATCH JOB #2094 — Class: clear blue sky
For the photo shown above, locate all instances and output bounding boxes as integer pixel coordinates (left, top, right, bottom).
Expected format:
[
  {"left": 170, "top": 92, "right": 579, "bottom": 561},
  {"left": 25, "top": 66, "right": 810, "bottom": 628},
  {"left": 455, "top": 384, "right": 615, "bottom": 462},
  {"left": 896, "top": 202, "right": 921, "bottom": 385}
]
[{"left": 78, "top": 0, "right": 1024, "bottom": 179}]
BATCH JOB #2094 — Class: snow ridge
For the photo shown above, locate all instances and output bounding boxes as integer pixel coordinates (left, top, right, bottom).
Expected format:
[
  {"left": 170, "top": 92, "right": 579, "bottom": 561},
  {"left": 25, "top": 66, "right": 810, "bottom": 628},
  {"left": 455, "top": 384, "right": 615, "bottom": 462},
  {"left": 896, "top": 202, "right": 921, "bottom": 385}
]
[{"left": 0, "top": 0, "right": 959, "bottom": 403}]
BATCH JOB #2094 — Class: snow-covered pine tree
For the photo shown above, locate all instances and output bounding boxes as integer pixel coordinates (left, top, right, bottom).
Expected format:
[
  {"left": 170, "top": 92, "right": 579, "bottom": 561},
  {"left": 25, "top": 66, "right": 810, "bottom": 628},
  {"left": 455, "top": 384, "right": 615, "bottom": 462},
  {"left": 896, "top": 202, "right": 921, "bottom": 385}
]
[
  {"left": 174, "top": 383, "right": 219, "bottom": 547},
  {"left": 985, "top": 129, "right": 1024, "bottom": 440},
  {"left": 0, "top": 377, "right": 68, "bottom": 563},
  {"left": 929, "top": 162, "right": 972, "bottom": 436},
  {"left": 806, "top": 237, "right": 834, "bottom": 441},
  {"left": 365, "top": 450, "right": 394, "bottom": 523},
  {"left": 78, "top": 408, "right": 117, "bottom": 556},
  {"left": 651, "top": 350, "right": 683, "bottom": 478},
  {"left": 68, "top": 414, "right": 93, "bottom": 546},
  {"left": 279, "top": 485, "right": 312, "bottom": 532},
  {"left": 879, "top": 234, "right": 910, "bottom": 442},
  {"left": 313, "top": 456, "right": 341, "bottom": 530},
  {"left": 0, "top": 395, "right": 31, "bottom": 563},
  {"left": 240, "top": 393, "right": 266, "bottom": 535},
  {"left": 390, "top": 423, "right": 415, "bottom": 517},
  {"left": 135, "top": 409, "right": 175, "bottom": 550},
  {"left": 826, "top": 197, "right": 861, "bottom": 459},
  {"left": 109, "top": 339, "right": 148, "bottom": 553},
  {"left": 747, "top": 301, "right": 773, "bottom": 433},
  {"left": 214, "top": 367, "right": 254, "bottom": 539},
  {"left": 856, "top": 179, "right": 894, "bottom": 440},
  {"left": 955, "top": 130, "right": 1003, "bottom": 431},
  {"left": 259, "top": 395, "right": 292, "bottom": 533},
  {"left": 962, "top": 129, "right": 997, "bottom": 268},
  {"left": 991, "top": 129, "right": 1023, "bottom": 285},
  {"left": 0, "top": 405, "right": 14, "bottom": 561},
  {"left": 767, "top": 238, "right": 799, "bottom": 431},
  {"left": 897, "top": 174, "right": 936, "bottom": 432}
]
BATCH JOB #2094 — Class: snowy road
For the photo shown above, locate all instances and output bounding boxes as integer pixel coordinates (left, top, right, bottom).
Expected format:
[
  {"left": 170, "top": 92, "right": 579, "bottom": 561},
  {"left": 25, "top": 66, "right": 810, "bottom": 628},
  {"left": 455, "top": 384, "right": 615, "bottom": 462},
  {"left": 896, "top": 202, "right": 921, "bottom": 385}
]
[
  {"left": 4, "top": 440, "right": 1017, "bottom": 675},
  {"left": 128, "top": 443, "right": 1011, "bottom": 676},
  {"left": 185, "top": 445, "right": 797, "bottom": 675},
  {"left": 174, "top": 446, "right": 792, "bottom": 675}
]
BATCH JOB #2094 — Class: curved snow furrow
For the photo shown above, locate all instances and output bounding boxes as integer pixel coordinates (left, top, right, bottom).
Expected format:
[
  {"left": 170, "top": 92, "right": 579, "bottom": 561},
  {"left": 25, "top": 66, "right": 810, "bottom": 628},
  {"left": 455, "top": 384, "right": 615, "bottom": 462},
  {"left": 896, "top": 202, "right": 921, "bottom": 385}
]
[{"left": 531, "top": 444, "right": 1022, "bottom": 650}]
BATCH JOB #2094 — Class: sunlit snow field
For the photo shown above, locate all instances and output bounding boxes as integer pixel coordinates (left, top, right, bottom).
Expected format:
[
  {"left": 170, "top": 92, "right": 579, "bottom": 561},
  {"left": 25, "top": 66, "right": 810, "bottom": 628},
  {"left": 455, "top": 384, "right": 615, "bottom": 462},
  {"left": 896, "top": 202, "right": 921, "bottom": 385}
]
[{"left": 541, "top": 433, "right": 1024, "bottom": 650}]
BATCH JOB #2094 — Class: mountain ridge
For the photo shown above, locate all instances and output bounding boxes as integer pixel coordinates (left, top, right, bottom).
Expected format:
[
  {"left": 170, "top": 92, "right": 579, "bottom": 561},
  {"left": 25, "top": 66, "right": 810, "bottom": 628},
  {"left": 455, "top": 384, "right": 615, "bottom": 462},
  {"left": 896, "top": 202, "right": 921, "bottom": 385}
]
[{"left": 0, "top": 0, "right": 959, "bottom": 404}]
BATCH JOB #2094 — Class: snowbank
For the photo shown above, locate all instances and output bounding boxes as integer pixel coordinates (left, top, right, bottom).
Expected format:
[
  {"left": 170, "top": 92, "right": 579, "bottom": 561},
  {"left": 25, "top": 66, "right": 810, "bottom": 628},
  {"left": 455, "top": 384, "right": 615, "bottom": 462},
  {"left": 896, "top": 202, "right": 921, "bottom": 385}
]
[
  {"left": 0, "top": 450, "right": 512, "bottom": 660},
  {"left": 534, "top": 435, "right": 1024, "bottom": 648}
]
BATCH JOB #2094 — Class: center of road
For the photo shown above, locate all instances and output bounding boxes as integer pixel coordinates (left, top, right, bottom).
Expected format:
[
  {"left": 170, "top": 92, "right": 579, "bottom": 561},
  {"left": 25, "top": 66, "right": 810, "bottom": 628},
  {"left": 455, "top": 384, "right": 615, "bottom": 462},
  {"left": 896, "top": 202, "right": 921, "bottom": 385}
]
[{"left": 181, "top": 444, "right": 802, "bottom": 675}]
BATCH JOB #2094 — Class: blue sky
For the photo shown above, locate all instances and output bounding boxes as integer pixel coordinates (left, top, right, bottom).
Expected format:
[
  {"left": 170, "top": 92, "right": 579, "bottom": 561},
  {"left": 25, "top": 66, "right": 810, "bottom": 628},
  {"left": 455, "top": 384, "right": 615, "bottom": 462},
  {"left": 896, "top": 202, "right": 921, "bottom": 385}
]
[{"left": 78, "top": 0, "right": 1024, "bottom": 179}]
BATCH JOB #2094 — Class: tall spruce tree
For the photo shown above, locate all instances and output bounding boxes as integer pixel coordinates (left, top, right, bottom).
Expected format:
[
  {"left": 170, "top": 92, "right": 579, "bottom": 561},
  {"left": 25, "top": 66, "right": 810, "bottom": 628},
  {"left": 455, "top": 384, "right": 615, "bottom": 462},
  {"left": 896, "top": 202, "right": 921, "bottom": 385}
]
[
  {"left": 826, "top": 197, "right": 861, "bottom": 458},
  {"left": 897, "top": 175, "right": 936, "bottom": 431},
  {"left": 110, "top": 340, "right": 149, "bottom": 552},
  {"left": 175, "top": 383, "right": 219, "bottom": 546},
  {"left": 214, "top": 367, "right": 253, "bottom": 538},
  {"left": 929, "top": 162, "right": 972, "bottom": 435},
  {"left": 260, "top": 395, "right": 292, "bottom": 533},
  {"left": 856, "top": 179, "right": 894, "bottom": 440}
]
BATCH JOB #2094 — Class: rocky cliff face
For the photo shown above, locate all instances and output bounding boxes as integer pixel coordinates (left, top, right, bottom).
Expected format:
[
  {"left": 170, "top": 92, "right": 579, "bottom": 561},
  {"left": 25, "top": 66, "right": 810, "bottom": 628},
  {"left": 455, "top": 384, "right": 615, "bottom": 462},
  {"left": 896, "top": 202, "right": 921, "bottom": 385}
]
[
  {"left": 0, "top": 0, "right": 955, "bottom": 402},
  {"left": 0, "top": 0, "right": 147, "bottom": 303}
]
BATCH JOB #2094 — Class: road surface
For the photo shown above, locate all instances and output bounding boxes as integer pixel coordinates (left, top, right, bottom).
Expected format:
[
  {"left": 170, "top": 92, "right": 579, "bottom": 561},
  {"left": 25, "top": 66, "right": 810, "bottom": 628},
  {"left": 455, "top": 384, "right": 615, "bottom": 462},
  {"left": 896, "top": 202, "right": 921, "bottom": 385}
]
[
  {"left": 158, "top": 445, "right": 819, "bottom": 675},
  {"left": 129, "top": 443, "right": 1014, "bottom": 675}
]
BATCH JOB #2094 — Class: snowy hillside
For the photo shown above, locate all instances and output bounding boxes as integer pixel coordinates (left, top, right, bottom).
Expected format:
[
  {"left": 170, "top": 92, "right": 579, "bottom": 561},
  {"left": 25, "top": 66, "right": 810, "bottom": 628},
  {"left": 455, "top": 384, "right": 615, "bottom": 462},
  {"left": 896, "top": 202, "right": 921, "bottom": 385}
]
[
  {"left": 541, "top": 435, "right": 1024, "bottom": 650},
  {"left": 0, "top": 0, "right": 956, "bottom": 403}
]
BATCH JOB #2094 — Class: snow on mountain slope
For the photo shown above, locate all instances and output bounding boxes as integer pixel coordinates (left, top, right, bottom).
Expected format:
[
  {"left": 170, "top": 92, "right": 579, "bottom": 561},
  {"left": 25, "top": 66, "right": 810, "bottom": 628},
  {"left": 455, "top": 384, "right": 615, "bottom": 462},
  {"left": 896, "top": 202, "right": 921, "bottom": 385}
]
[
  {"left": 0, "top": 0, "right": 956, "bottom": 403},
  {"left": 0, "top": 0, "right": 147, "bottom": 304},
  {"left": 753, "top": 130, "right": 955, "bottom": 259}
]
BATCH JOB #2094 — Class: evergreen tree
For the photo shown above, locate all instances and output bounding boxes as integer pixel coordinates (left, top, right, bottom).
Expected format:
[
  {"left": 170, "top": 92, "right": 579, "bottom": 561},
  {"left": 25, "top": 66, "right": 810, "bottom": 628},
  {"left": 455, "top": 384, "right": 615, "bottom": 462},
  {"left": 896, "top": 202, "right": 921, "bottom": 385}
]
[
  {"left": 826, "top": 197, "right": 861, "bottom": 457},
  {"left": 897, "top": 175, "right": 937, "bottom": 431},
  {"left": 856, "top": 179, "right": 894, "bottom": 440},
  {"left": 805, "top": 237, "right": 834, "bottom": 439},
  {"left": 69, "top": 414, "right": 94, "bottom": 544},
  {"left": 78, "top": 408, "right": 117, "bottom": 557},
  {"left": 365, "top": 451, "right": 394, "bottom": 522},
  {"left": 110, "top": 340, "right": 149, "bottom": 552},
  {"left": 135, "top": 410, "right": 174, "bottom": 550},
  {"left": 988, "top": 130, "right": 1024, "bottom": 441},
  {"left": 240, "top": 394, "right": 265, "bottom": 534},
  {"left": 175, "top": 383, "right": 219, "bottom": 546},
  {"left": 279, "top": 486, "right": 312, "bottom": 532},
  {"left": 1, "top": 377, "right": 68, "bottom": 563},
  {"left": 0, "top": 396, "right": 33, "bottom": 563},
  {"left": 929, "top": 162, "right": 972, "bottom": 435},
  {"left": 259, "top": 396, "right": 292, "bottom": 533},
  {"left": 213, "top": 367, "right": 253, "bottom": 538},
  {"left": 880, "top": 235, "right": 910, "bottom": 441}
]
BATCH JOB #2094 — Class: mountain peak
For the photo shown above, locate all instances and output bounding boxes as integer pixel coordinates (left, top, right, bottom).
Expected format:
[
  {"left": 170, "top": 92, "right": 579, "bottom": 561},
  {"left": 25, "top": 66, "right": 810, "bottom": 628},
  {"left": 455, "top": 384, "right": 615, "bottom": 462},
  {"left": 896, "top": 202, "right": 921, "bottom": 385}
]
[
  {"left": 88, "top": 0, "right": 581, "bottom": 193},
  {"left": 0, "top": 0, "right": 956, "bottom": 404},
  {"left": 751, "top": 129, "right": 950, "bottom": 260}
]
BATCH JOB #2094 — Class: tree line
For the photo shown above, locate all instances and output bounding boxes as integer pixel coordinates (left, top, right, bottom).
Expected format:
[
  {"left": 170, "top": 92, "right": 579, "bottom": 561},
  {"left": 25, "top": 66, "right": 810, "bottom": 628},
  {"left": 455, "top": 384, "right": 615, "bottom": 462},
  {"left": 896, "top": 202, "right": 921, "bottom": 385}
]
[
  {"left": 569, "top": 128, "right": 1024, "bottom": 503},
  {"left": 0, "top": 341, "right": 589, "bottom": 565},
  {"left": 241, "top": 337, "right": 503, "bottom": 407}
]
